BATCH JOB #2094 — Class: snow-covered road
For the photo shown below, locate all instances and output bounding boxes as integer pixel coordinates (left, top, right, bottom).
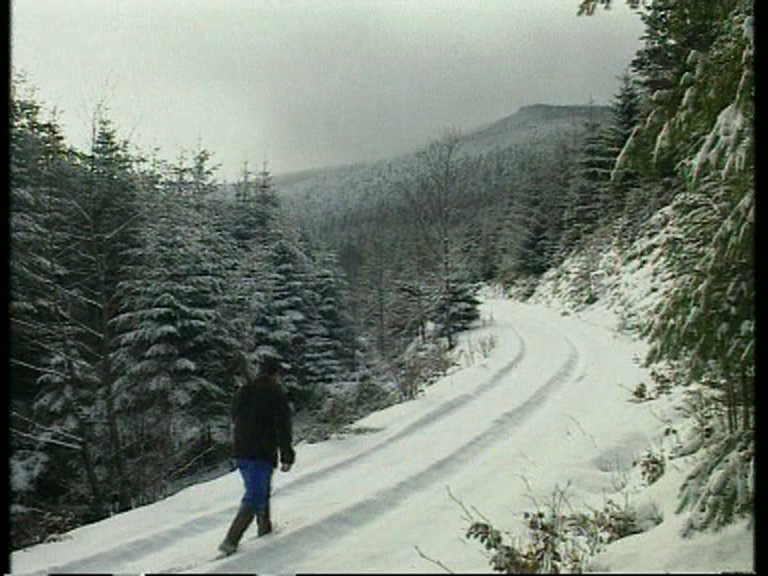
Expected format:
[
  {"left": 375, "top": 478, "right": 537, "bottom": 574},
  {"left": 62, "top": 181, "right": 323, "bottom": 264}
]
[{"left": 10, "top": 297, "right": 754, "bottom": 574}]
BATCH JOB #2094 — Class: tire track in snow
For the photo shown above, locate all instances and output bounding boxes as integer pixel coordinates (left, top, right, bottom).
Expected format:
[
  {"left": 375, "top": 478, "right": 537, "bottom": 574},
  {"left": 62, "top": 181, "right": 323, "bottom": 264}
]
[
  {"left": 276, "top": 323, "right": 527, "bottom": 497},
  {"left": 24, "top": 509, "right": 237, "bottom": 576},
  {"left": 212, "top": 330, "right": 579, "bottom": 574},
  {"left": 39, "top": 325, "right": 525, "bottom": 575}
]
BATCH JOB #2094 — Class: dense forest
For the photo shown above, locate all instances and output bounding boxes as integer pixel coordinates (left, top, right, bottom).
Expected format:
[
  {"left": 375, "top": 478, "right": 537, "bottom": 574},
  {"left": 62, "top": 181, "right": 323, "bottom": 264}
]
[
  {"left": 8, "top": 97, "right": 382, "bottom": 546},
  {"left": 10, "top": 0, "right": 752, "bottom": 551}
]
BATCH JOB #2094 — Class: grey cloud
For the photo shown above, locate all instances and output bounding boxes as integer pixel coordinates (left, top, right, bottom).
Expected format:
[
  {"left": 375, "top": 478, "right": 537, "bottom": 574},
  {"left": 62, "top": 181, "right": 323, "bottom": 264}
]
[{"left": 11, "top": 0, "right": 643, "bottom": 180}]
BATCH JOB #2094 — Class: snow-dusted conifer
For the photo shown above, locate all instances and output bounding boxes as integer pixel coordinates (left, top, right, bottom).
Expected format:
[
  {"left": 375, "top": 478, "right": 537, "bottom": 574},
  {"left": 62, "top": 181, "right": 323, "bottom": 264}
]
[
  {"left": 561, "top": 111, "right": 615, "bottom": 249},
  {"left": 111, "top": 149, "right": 237, "bottom": 499},
  {"left": 10, "top": 81, "right": 107, "bottom": 521},
  {"left": 303, "top": 253, "right": 356, "bottom": 390},
  {"left": 636, "top": 0, "right": 754, "bottom": 529}
]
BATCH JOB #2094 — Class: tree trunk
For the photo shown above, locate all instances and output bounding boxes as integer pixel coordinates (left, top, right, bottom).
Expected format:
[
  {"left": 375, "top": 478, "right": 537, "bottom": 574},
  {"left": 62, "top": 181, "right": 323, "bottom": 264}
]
[
  {"left": 105, "top": 385, "right": 130, "bottom": 511},
  {"left": 97, "top": 250, "right": 131, "bottom": 512},
  {"left": 442, "top": 232, "right": 454, "bottom": 350},
  {"left": 724, "top": 377, "right": 737, "bottom": 435},
  {"left": 79, "top": 433, "right": 103, "bottom": 511},
  {"left": 740, "top": 367, "right": 751, "bottom": 431}
]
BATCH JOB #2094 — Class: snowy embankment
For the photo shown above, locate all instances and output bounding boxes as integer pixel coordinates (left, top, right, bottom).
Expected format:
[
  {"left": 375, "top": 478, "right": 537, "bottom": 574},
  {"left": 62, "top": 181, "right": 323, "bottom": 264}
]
[{"left": 10, "top": 292, "right": 754, "bottom": 573}]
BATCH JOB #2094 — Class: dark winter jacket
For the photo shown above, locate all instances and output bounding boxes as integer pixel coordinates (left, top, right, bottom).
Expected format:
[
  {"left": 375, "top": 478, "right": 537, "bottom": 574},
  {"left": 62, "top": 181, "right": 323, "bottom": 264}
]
[{"left": 231, "top": 376, "right": 295, "bottom": 468}]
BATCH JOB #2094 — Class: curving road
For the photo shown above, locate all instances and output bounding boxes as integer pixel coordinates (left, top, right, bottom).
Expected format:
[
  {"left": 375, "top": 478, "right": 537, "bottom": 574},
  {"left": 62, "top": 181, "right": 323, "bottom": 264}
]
[{"left": 16, "top": 298, "right": 653, "bottom": 575}]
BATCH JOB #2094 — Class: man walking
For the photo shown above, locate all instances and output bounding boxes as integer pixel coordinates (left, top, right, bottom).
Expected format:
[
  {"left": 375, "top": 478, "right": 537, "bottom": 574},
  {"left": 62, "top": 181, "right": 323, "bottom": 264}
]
[{"left": 219, "top": 356, "right": 295, "bottom": 556}]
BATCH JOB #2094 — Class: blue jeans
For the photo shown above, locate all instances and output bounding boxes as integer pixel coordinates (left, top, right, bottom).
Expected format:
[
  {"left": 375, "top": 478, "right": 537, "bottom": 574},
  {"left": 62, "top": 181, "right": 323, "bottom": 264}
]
[{"left": 238, "top": 459, "right": 273, "bottom": 513}]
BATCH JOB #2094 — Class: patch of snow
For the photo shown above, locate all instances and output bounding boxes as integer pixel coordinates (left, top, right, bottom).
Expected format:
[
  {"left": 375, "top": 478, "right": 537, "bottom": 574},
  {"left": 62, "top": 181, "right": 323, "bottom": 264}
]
[
  {"left": 11, "top": 451, "right": 50, "bottom": 493},
  {"left": 652, "top": 121, "right": 670, "bottom": 162}
]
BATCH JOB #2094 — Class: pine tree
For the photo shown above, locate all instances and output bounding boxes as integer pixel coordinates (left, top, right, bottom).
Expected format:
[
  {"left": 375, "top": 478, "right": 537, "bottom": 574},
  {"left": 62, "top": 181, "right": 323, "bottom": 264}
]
[
  {"left": 111, "top": 151, "right": 237, "bottom": 498},
  {"left": 606, "top": 72, "right": 643, "bottom": 224},
  {"left": 10, "top": 81, "right": 70, "bottom": 408},
  {"left": 646, "top": 0, "right": 753, "bottom": 426},
  {"left": 264, "top": 235, "right": 315, "bottom": 405},
  {"left": 609, "top": 73, "right": 652, "bottom": 239},
  {"left": 188, "top": 144, "right": 220, "bottom": 211},
  {"left": 80, "top": 110, "right": 147, "bottom": 511},
  {"left": 300, "top": 254, "right": 355, "bottom": 396},
  {"left": 10, "top": 81, "right": 107, "bottom": 517},
  {"left": 432, "top": 275, "right": 481, "bottom": 338},
  {"left": 561, "top": 112, "right": 615, "bottom": 249},
  {"left": 13, "top": 101, "right": 144, "bottom": 515},
  {"left": 498, "top": 152, "right": 547, "bottom": 283},
  {"left": 229, "top": 160, "right": 280, "bottom": 246}
]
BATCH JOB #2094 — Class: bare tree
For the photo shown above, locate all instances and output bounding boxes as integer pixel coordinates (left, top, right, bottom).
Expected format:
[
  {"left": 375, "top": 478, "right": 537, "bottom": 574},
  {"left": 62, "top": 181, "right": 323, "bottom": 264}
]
[{"left": 400, "top": 130, "right": 464, "bottom": 349}]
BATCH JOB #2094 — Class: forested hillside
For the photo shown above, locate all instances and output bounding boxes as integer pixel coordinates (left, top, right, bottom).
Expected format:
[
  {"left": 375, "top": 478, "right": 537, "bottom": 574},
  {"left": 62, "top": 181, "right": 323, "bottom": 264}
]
[
  {"left": 278, "top": 104, "right": 616, "bottom": 358},
  {"left": 7, "top": 88, "right": 615, "bottom": 548}
]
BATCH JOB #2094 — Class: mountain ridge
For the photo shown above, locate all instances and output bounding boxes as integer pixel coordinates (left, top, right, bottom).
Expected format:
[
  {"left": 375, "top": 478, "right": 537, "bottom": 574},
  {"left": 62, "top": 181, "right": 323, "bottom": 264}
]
[
  {"left": 269, "top": 102, "right": 613, "bottom": 239},
  {"left": 274, "top": 103, "right": 611, "bottom": 191}
]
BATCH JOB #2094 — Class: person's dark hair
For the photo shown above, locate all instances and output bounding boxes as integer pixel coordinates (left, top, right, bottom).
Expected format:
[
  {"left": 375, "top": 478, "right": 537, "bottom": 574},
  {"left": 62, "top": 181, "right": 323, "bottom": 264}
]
[
  {"left": 234, "top": 355, "right": 255, "bottom": 384},
  {"left": 259, "top": 356, "right": 282, "bottom": 377}
]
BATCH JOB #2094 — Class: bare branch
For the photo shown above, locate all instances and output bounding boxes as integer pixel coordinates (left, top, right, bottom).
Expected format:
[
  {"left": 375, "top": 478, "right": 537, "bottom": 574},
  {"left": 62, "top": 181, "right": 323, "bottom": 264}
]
[
  {"left": 10, "top": 358, "right": 67, "bottom": 380},
  {"left": 446, "top": 485, "right": 475, "bottom": 523},
  {"left": 414, "top": 545, "right": 455, "bottom": 574},
  {"left": 11, "top": 410, "right": 84, "bottom": 443},
  {"left": 11, "top": 428, "right": 81, "bottom": 451},
  {"left": 446, "top": 485, "right": 495, "bottom": 527}
]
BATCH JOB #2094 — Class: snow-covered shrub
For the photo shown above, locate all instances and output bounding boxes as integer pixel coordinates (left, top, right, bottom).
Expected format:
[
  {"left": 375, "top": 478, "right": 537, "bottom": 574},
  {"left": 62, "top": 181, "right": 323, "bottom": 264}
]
[
  {"left": 477, "top": 334, "right": 498, "bottom": 359},
  {"left": 457, "top": 335, "right": 498, "bottom": 368},
  {"left": 398, "top": 338, "right": 454, "bottom": 400},
  {"left": 462, "top": 484, "right": 657, "bottom": 574},
  {"left": 678, "top": 430, "right": 753, "bottom": 534},
  {"left": 637, "top": 449, "right": 666, "bottom": 486},
  {"left": 631, "top": 382, "right": 648, "bottom": 402},
  {"left": 319, "top": 392, "right": 356, "bottom": 428},
  {"left": 299, "top": 376, "right": 398, "bottom": 444},
  {"left": 569, "top": 497, "right": 650, "bottom": 556},
  {"left": 353, "top": 375, "right": 398, "bottom": 414},
  {"left": 650, "top": 367, "right": 674, "bottom": 397},
  {"left": 503, "top": 275, "right": 539, "bottom": 301},
  {"left": 299, "top": 384, "right": 358, "bottom": 443}
]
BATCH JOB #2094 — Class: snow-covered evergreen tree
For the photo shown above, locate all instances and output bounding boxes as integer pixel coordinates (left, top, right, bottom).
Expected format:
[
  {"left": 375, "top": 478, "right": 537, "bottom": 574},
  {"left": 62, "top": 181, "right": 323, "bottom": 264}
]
[
  {"left": 432, "top": 275, "right": 481, "bottom": 338},
  {"left": 10, "top": 81, "right": 108, "bottom": 525},
  {"left": 263, "top": 235, "right": 315, "bottom": 404},
  {"left": 303, "top": 253, "right": 356, "bottom": 388},
  {"left": 646, "top": 0, "right": 753, "bottom": 425},
  {"left": 111, "top": 150, "right": 238, "bottom": 499},
  {"left": 561, "top": 112, "right": 615, "bottom": 249}
]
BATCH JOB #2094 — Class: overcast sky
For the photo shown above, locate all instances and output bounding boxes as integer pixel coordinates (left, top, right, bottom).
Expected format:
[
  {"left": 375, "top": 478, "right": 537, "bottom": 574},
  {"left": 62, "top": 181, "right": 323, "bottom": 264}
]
[{"left": 11, "top": 0, "right": 644, "bottom": 181}]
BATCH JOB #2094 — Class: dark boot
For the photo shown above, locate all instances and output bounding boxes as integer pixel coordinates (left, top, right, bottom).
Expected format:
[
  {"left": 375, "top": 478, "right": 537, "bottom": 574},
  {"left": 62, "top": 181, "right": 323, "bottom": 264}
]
[
  {"left": 219, "top": 502, "right": 255, "bottom": 555},
  {"left": 257, "top": 501, "right": 272, "bottom": 537}
]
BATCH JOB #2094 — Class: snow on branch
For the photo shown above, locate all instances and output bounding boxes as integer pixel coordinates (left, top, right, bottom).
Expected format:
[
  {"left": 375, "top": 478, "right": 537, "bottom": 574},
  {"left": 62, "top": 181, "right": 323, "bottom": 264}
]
[
  {"left": 11, "top": 410, "right": 84, "bottom": 444},
  {"left": 11, "top": 428, "right": 81, "bottom": 451},
  {"left": 690, "top": 103, "right": 750, "bottom": 182}
]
